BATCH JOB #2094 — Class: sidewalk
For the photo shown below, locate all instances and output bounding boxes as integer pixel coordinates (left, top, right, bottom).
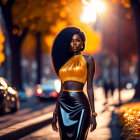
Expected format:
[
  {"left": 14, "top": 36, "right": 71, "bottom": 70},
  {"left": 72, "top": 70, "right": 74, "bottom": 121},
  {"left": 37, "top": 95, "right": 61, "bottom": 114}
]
[
  {"left": 0, "top": 87, "right": 134, "bottom": 140},
  {"left": 87, "top": 88, "right": 134, "bottom": 140},
  {"left": 0, "top": 112, "right": 53, "bottom": 140},
  {"left": 21, "top": 88, "right": 132, "bottom": 140}
]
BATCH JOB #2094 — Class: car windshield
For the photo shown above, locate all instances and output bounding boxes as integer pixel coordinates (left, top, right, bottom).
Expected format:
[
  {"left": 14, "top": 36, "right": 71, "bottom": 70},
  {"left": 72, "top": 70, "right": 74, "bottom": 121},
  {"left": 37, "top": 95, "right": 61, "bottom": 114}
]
[{"left": 40, "top": 80, "right": 55, "bottom": 89}]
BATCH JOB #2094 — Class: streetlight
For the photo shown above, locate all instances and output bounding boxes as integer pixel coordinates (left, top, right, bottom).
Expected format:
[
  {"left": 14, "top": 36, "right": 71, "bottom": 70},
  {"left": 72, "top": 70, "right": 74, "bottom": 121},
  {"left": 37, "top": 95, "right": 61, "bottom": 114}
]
[
  {"left": 117, "top": 3, "right": 121, "bottom": 105},
  {"left": 81, "top": 0, "right": 121, "bottom": 105},
  {"left": 80, "top": 0, "right": 106, "bottom": 24}
]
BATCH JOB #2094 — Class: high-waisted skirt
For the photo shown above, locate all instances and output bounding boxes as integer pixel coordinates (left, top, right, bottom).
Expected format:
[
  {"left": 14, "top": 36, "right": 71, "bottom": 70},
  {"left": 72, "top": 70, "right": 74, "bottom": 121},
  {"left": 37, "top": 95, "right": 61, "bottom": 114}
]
[{"left": 57, "top": 90, "right": 91, "bottom": 140}]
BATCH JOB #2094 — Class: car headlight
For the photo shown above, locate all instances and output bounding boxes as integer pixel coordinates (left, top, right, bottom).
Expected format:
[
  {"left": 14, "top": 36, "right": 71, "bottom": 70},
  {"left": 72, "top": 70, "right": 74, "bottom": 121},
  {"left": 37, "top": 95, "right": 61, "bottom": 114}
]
[
  {"left": 54, "top": 80, "right": 61, "bottom": 93},
  {"left": 0, "top": 79, "right": 7, "bottom": 89},
  {"left": 11, "top": 97, "right": 15, "bottom": 101},
  {"left": 8, "top": 87, "right": 17, "bottom": 95},
  {"left": 126, "top": 83, "right": 132, "bottom": 89},
  {"left": 36, "top": 88, "right": 43, "bottom": 95}
]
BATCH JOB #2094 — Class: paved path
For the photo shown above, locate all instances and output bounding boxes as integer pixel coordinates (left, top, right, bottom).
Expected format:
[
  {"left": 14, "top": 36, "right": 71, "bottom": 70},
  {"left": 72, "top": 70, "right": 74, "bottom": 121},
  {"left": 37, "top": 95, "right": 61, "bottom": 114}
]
[{"left": 20, "top": 87, "right": 135, "bottom": 140}]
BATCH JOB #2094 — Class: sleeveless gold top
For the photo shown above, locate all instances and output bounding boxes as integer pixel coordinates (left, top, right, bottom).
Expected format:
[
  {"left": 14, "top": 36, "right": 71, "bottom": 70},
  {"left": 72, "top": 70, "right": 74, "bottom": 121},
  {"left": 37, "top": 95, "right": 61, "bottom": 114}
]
[{"left": 59, "top": 54, "right": 87, "bottom": 84}]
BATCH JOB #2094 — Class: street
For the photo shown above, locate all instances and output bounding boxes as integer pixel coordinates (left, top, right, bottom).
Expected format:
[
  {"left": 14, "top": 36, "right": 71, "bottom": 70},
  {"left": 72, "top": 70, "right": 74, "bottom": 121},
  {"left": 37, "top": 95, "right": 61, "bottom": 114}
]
[{"left": 0, "top": 87, "right": 56, "bottom": 130}]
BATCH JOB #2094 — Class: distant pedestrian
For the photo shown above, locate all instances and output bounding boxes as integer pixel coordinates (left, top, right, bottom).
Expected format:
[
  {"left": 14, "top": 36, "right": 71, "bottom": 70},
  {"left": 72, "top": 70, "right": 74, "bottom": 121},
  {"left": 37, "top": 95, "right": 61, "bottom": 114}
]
[{"left": 103, "top": 78, "right": 115, "bottom": 104}]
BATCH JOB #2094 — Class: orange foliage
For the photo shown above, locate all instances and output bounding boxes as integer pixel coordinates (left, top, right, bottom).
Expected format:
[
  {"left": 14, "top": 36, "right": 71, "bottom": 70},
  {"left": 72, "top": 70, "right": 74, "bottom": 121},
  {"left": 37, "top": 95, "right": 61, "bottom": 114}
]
[
  {"left": 21, "top": 32, "right": 36, "bottom": 60},
  {"left": 0, "top": 52, "right": 5, "bottom": 65},
  {"left": 112, "top": 0, "right": 131, "bottom": 8},
  {"left": 12, "top": 0, "right": 101, "bottom": 55},
  {"left": 79, "top": 25, "right": 101, "bottom": 54},
  {"left": 119, "top": 102, "right": 140, "bottom": 139},
  {"left": 0, "top": 29, "right": 5, "bottom": 43},
  {"left": 44, "top": 0, "right": 101, "bottom": 55},
  {"left": 44, "top": 22, "right": 101, "bottom": 54},
  {"left": 0, "top": 28, "right": 5, "bottom": 65}
]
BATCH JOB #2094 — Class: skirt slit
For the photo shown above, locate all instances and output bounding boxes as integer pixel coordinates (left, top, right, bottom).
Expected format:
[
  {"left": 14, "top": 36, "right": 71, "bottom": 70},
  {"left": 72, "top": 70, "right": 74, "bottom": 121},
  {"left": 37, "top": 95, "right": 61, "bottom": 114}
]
[{"left": 57, "top": 91, "right": 91, "bottom": 140}]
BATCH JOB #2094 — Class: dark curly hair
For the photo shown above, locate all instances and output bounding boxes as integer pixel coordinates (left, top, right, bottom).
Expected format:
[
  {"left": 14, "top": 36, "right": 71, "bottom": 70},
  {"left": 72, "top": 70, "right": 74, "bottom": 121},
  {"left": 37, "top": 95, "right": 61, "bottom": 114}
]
[{"left": 51, "top": 26, "right": 86, "bottom": 75}]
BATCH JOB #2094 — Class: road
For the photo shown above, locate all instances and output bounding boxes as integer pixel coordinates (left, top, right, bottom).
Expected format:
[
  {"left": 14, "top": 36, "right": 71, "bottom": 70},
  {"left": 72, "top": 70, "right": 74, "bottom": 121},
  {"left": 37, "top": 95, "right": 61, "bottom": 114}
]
[{"left": 0, "top": 87, "right": 56, "bottom": 130}]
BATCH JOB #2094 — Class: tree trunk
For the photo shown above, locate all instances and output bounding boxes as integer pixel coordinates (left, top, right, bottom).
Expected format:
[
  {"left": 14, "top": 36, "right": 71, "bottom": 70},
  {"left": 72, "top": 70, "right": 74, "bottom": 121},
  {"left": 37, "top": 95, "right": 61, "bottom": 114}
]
[
  {"left": 0, "top": 0, "right": 27, "bottom": 90},
  {"left": 11, "top": 44, "right": 22, "bottom": 90},
  {"left": 36, "top": 32, "right": 41, "bottom": 84},
  {"left": 131, "top": 0, "right": 140, "bottom": 99}
]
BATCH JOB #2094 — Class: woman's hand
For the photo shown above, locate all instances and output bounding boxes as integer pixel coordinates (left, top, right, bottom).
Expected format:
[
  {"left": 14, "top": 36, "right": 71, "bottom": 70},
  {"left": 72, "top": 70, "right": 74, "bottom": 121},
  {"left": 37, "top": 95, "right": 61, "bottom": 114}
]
[
  {"left": 52, "top": 112, "right": 58, "bottom": 132},
  {"left": 90, "top": 116, "right": 97, "bottom": 132}
]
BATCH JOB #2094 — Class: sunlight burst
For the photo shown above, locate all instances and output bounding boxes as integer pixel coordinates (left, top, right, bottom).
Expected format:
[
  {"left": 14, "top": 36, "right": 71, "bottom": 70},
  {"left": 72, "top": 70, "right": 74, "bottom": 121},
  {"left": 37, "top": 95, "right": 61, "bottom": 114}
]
[{"left": 81, "top": 0, "right": 106, "bottom": 23}]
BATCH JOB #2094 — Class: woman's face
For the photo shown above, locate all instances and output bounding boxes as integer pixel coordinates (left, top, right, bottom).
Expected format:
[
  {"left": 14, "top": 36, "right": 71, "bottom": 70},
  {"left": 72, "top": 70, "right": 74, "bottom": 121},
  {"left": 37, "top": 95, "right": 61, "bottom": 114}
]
[{"left": 69, "top": 34, "right": 83, "bottom": 53}]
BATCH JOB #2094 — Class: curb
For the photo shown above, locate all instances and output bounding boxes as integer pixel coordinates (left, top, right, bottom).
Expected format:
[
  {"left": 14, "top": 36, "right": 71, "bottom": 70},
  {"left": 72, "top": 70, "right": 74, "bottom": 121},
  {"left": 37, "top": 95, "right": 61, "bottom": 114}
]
[{"left": 0, "top": 112, "right": 53, "bottom": 140}]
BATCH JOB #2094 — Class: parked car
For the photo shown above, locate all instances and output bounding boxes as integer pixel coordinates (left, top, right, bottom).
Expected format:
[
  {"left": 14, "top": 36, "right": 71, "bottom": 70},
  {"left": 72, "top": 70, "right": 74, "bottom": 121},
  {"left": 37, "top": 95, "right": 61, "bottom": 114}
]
[
  {"left": 35, "top": 79, "right": 61, "bottom": 99},
  {"left": 0, "top": 77, "right": 20, "bottom": 114}
]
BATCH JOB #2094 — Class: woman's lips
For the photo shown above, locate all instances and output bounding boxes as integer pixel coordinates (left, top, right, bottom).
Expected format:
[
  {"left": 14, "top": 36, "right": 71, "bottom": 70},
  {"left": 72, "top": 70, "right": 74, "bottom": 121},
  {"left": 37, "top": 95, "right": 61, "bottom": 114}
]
[
  {"left": 72, "top": 46, "right": 77, "bottom": 49},
  {"left": 72, "top": 48, "right": 77, "bottom": 51}
]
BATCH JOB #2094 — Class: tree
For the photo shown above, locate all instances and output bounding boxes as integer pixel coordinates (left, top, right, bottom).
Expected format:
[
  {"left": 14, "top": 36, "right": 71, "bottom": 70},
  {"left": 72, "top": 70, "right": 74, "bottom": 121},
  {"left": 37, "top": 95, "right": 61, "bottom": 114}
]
[
  {"left": 111, "top": 0, "right": 140, "bottom": 99},
  {"left": 130, "top": 0, "right": 140, "bottom": 99},
  {"left": 0, "top": 0, "right": 27, "bottom": 90},
  {"left": 0, "top": 0, "right": 84, "bottom": 88}
]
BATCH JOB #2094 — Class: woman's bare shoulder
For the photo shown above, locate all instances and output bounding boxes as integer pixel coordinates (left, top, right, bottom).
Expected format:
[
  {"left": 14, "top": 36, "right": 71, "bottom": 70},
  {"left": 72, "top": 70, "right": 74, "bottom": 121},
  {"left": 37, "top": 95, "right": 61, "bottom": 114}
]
[{"left": 83, "top": 54, "right": 95, "bottom": 65}]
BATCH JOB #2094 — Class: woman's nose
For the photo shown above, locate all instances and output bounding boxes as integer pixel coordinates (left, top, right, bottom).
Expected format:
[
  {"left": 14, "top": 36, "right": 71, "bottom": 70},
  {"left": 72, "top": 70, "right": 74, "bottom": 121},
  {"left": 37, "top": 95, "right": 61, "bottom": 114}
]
[{"left": 73, "top": 41, "right": 77, "bottom": 45}]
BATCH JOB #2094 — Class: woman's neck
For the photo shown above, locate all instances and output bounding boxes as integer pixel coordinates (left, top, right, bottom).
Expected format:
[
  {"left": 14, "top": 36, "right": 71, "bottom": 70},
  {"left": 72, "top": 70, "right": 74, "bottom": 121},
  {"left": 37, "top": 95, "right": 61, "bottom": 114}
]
[{"left": 73, "top": 52, "right": 81, "bottom": 56}]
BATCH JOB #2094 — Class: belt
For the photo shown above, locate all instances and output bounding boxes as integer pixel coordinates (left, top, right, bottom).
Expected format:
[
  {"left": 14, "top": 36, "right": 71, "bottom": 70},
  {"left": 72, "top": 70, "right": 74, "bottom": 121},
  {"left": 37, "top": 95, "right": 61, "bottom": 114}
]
[{"left": 62, "top": 89, "right": 83, "bottom": 93}]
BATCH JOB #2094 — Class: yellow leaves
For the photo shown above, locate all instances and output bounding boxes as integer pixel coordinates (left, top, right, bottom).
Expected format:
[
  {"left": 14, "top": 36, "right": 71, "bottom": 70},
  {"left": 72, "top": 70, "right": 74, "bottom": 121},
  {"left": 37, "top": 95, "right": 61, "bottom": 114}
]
[
  {"left": 21, "top": 17, "right": 28, "bottom": 24},
  {"left": 0, "top": 28, "right": 5, "bottom": 65},
  {"left": 0, "top": 52, "right": 5, "bottom": 65},
  {"left": 61, "top": 0, "right": 67, "bottom": 5},
  {"left": 124, "top": 3, "right": 130, "bottom": 8},
  {"left": 21, "top": 32, "right": 36, "bottom": 59},
  {"left": 50, "top": 20, "right": 67, "bottom": 34},
  {"left": 60, "top": 11, "right": 66, "bottom": 18},
  {"left": 80, "top": 25, "right": 101, "bottom": 54},
  {"left": 112, "top": 0, "right": 131, "bottom": 8},
  {"left": 69, "top": 22, "right": 101, "bottom": 54},
  {"left": 44, "top": 35, "right": 54, "bottom": 51},
  {"left": 44, "top": 20, "right": 67, "bottom": 52},
  {"left": 46, "top": 11, "right": 53, "bottom": 22},
  {"left": 29, "top": 23, "right": 36, "bottom": 30},
  {"left": 0, "top": 44, "right": 4, "bottom": 51},
  {"left": 0, "top": 29, "right": 5, "bottom": 43}
]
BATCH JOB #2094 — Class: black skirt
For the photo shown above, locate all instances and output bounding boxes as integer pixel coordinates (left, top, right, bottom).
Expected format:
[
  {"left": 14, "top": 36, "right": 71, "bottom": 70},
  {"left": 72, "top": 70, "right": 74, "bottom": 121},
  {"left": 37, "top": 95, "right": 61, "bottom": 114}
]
[{"left": 57, "top": 90, "right": 91, "bottom": 140}]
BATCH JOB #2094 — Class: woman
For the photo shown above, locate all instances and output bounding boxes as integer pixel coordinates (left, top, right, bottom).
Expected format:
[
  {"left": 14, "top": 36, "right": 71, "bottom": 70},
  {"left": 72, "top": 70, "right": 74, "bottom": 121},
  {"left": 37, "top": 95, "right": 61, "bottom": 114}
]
[{"left": 51, "top": 26, "right": 97, "bottom": 140}]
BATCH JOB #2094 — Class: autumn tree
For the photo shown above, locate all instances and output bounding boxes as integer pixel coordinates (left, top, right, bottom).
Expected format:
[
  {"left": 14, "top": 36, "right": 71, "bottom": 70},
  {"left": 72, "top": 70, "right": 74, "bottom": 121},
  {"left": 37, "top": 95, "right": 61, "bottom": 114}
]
[
  {"left": 0, "top": 0, "right": 27, "bottom": 90},
  {"left": 111, "top": 0, "right": 140, "bottom": 99},
  {"left": 0, "top": 0, "right": 84, "bottom": 89}
]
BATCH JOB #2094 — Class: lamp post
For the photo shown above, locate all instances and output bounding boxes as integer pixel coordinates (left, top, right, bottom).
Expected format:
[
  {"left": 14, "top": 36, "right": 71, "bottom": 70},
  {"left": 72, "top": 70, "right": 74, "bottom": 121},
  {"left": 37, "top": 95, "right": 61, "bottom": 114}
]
[{"left": 118, "top": 3, "right": 121, "bottom": 105}]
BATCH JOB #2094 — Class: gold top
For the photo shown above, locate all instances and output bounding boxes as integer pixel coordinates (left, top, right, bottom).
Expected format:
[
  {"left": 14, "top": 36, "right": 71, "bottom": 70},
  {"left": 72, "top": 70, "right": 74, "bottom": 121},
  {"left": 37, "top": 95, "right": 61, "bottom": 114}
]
[{"left": 59, "top": 54, "right": 87, "bottom": 84}]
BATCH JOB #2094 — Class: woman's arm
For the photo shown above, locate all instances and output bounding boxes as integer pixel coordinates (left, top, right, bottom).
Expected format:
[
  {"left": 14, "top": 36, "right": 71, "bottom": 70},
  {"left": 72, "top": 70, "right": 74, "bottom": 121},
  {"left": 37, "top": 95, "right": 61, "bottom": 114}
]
[
  {"left": 53, "top": 81, "right": 63, "bottom": 114},
  {"left": 52, "top": 80, "right": 63, "bottom": 132},
  {"left": 86, "top": 55, "right": 97, "bottom": 132}
]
